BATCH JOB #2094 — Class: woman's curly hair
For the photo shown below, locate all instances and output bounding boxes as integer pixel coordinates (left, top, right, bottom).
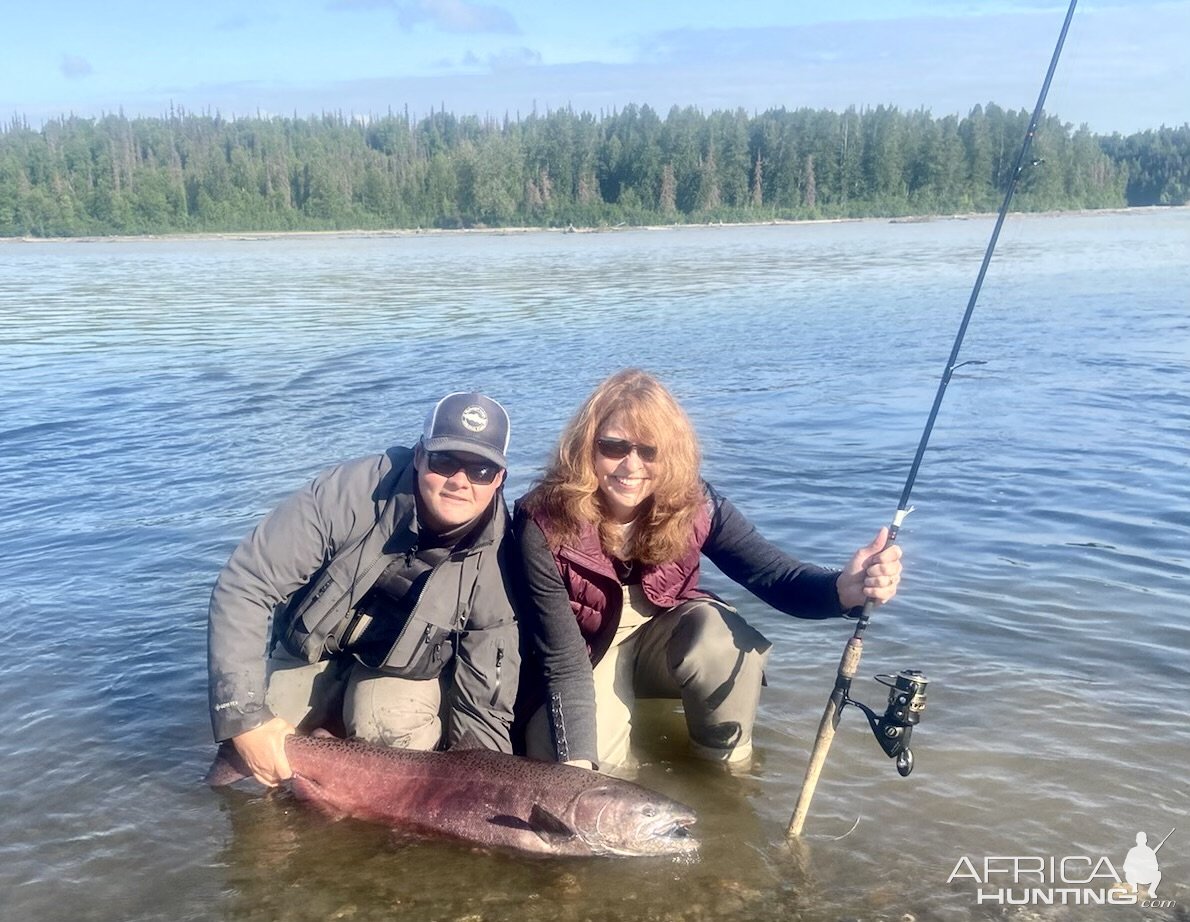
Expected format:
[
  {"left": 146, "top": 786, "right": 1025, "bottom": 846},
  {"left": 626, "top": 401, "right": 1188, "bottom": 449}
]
[{"left": 522, "top": 369, "right": 704, "bottom": 564}]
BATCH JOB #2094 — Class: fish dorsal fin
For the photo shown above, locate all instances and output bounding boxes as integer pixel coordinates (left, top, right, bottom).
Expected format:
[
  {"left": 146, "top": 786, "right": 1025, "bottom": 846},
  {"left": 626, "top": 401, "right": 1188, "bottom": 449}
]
[
  {"left": 450, "top": 730, "right": 488, "bottom": 751},
  {"left": 529, "top": 804, "right": 577, "bottom": 842}
]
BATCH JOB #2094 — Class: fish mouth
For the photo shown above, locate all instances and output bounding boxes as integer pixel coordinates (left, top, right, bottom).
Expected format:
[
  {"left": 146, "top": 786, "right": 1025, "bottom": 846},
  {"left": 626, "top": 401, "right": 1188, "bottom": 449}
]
[
  {"left": 644, "top": 814, "right": 699, "bottom": 852},
  {"left": 657, "top": 813, "right": 696, "bottom": 834},
  {"left": 584, "top": 812, "right": 699, "bottom": 857}
]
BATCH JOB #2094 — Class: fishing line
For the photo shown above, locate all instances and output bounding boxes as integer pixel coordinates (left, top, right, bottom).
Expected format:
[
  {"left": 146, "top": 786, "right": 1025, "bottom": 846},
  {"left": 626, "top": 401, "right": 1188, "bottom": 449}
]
[{"left": 786, "top": 0, "right": 1080, "bottom": 839}]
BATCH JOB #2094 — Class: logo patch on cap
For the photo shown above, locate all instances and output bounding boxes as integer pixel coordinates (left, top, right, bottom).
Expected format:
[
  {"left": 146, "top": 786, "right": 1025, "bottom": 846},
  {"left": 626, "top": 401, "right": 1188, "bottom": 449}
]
[{"left": 461, "top": 405, "right": 489, "bottom": 432}]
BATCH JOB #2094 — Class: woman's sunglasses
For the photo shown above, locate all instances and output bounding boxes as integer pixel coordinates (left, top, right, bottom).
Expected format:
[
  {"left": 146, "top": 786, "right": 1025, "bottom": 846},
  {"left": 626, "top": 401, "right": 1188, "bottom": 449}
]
[
  {"left": 424, "top": 451, "right": 502, "bottom": 485},
  {"left": 595, "top": 437, "right": 658, "bottom": 463}
]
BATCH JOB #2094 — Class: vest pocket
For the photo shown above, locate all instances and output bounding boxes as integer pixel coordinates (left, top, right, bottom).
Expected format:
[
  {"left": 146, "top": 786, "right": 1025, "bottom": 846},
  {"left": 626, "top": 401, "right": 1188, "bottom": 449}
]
[
  {"left": 281, "top": 570, "right": 355, "bottom": 660},
  {"left": 455, "top": 623, "right": 518, "bottom": 716},
  {"left": 352, "top": 606, "right": 456, "bottom": 679}
]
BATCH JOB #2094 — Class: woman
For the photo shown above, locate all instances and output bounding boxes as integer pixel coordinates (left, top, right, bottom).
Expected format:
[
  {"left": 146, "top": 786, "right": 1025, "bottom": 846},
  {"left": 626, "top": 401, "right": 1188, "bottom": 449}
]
[{"left": 516, "top": 369, "right": 903, "bottom": 770}]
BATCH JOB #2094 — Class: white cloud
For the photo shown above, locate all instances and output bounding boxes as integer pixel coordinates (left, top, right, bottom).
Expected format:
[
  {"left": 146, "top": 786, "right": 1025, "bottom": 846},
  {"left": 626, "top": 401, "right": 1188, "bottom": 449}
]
[
  {"left": 60, "top": 55, "right": 93, "bottom": 80},
  {"left": 215, "top": 15, "right": 251, "bottom": 32},
  {"left": 395, "top": 0, "right": 518, "bottom": 34},
  {"left": 486, "top": 46, "right": 542, "bottom": 71}
]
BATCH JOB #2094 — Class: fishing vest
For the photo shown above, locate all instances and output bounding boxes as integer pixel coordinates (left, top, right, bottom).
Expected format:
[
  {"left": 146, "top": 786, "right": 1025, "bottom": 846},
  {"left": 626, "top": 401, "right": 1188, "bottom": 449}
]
[
  {"left": 532, "top": 504, "right": 712, "bottom": 664},
  {"left": 328, "top": 538, "right": 457, "bottom": 674},
  {"left": 277, "top": 450, "right": 504, "bottom": 679}
]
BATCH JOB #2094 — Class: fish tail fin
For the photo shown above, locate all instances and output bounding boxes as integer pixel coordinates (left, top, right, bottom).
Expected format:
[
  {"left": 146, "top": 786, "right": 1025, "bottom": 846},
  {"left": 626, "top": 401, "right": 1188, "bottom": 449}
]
[{"left": 204, "top": 740, "right": 253, "bottom": 787}]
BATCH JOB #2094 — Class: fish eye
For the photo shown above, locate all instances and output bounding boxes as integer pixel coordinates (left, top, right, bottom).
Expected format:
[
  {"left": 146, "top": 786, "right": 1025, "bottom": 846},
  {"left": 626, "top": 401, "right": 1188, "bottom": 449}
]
[{"left": 643, "top": 806, "right": 657, "bottom": 817}]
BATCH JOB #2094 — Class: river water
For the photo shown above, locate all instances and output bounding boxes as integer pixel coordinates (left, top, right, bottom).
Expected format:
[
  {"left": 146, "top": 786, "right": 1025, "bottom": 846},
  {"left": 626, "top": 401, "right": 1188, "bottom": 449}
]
[{"left": 1, "top": 210, "right": 1187, "bottom": 922}]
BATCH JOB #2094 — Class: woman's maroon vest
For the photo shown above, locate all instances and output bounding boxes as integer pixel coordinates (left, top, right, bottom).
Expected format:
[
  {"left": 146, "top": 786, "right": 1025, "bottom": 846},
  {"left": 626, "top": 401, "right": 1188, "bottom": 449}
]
[{"left": 532, "top": 503, "right": 712, "bottom": 663}]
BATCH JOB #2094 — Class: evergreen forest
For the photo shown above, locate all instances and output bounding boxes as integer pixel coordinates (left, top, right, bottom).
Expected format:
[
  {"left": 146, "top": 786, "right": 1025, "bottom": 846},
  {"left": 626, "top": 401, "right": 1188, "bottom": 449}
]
[{"left": 1, "top": 102, "right": 1187, "bottom": 237}]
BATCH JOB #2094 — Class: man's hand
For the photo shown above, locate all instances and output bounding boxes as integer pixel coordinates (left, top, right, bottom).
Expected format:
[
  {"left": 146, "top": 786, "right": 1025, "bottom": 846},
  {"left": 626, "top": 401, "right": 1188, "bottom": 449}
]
[
  {"left": 836, "top": 527, "right": 903, "bottom": 611},
  {"left": 231, "top": 716, "right": 295, "bottom": 786}
]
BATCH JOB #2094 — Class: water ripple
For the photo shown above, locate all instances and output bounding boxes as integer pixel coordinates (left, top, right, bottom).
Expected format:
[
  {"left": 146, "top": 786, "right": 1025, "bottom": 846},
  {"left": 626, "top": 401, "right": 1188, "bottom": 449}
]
[{"left": 2, "top": 210, "right": 1188, "bottom": 922}]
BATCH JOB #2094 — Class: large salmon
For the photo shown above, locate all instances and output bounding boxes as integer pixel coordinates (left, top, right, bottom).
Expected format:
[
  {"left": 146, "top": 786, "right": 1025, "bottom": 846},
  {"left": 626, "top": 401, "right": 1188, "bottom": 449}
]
[{"left": 206, "top": 734, "right": 697, "bottom": 858}]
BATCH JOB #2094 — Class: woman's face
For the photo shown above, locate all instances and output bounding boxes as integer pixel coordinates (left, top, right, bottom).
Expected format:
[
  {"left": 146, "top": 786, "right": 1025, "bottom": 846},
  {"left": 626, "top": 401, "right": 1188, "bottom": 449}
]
[{"left": 594, "top": 413, "right": 658, "bottom": 524}]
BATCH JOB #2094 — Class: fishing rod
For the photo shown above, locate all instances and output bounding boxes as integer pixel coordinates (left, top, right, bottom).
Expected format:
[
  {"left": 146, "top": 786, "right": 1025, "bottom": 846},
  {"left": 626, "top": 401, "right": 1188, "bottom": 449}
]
[{"left": 786, "top": 0, "right": 1079, "bottom": 839}]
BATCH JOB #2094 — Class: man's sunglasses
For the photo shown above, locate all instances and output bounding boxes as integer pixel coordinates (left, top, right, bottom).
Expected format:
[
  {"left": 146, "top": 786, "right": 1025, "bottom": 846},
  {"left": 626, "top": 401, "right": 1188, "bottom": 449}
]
[
  {"left": 595, "top": 437, "right": 658, "bottom": 463},
  {"left": 424, "top": 451, "right": 502, "bottom": 485}
]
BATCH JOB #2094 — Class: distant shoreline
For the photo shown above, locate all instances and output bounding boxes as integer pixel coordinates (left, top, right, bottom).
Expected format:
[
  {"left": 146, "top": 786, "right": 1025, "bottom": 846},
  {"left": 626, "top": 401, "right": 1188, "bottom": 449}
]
[{"left": 1, "top": 205, "right": 1182, "bottom": 245}]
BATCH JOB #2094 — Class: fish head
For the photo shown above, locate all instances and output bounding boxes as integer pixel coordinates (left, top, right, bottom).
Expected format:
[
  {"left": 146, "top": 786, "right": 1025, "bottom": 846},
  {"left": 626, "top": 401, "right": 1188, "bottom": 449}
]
[{"left": 568, "top": 785, "right": 698, "bottom": 858}]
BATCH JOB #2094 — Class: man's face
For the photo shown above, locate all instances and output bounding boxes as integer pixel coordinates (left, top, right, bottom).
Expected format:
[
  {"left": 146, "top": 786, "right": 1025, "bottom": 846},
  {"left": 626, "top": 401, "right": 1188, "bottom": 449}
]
[{"left": 415, "top": 448, "right": 505, "bottom": 532}]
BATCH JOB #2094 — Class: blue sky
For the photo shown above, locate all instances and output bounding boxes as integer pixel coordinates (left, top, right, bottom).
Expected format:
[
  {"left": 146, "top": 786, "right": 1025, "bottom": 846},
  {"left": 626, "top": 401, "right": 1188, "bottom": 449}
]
[{"left": 4, "top": 0, "right": 1186, "bottom": 134}]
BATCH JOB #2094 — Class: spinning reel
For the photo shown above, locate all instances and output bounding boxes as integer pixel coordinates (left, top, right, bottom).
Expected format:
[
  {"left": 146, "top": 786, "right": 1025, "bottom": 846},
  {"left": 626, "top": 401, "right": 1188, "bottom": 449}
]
[{"left": 841, "top": 669, "right": 929, "bottom": 776}]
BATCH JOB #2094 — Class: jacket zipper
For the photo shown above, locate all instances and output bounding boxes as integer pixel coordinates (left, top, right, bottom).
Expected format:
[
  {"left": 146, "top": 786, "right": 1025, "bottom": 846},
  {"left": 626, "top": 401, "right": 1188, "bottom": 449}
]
[{"left": 489, "top": 642, "right": 504, "bottom": 705}]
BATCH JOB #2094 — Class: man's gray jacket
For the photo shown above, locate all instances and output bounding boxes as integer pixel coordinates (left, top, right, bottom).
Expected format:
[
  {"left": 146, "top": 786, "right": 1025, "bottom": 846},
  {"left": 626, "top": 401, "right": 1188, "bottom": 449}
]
[{"left": 207, "top": 446, "right": 520, "bottom": 751}]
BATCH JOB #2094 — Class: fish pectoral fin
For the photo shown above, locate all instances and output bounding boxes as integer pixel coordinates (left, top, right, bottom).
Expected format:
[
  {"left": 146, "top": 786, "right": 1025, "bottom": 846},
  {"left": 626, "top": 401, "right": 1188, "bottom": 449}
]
[{"left": 528, "top": 804, "right": 577, "bottom": 842}]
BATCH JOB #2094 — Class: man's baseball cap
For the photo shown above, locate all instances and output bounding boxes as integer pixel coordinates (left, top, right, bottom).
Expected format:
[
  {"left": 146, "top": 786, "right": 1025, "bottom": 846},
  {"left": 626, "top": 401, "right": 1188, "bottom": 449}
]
[{"left": 421, "top": 392, "right": 510, "bottom": 468}]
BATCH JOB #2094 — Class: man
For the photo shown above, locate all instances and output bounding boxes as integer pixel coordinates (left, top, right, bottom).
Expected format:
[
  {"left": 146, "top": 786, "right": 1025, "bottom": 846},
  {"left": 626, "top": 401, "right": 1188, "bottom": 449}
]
[
  {"left": 208, "top": 392, "right": 519, "bottom": 786},
  {"left": 1124, "top": 831, "right": 1163, "bottom": 897}
]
